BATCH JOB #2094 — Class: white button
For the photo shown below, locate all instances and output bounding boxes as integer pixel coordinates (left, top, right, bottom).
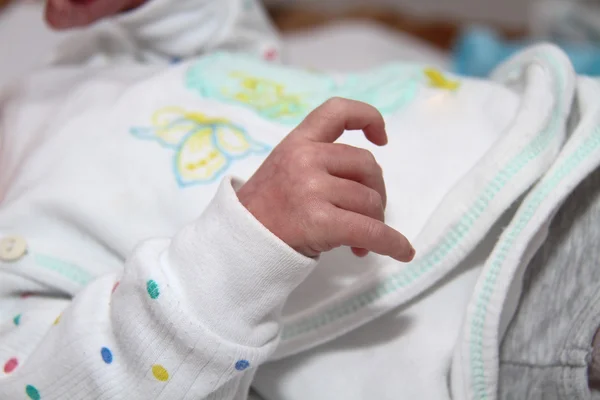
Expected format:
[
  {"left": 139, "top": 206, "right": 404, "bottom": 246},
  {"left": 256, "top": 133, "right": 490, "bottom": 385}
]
[{"left": 0, "top": 236, "right": 27, "bottom": 262}]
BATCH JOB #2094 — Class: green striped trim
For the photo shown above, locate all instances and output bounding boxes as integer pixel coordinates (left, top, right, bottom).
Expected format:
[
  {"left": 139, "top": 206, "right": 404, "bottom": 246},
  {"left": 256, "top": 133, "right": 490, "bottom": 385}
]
[{"left": 468, "top": 125, "right": 600, "bottom": 399}]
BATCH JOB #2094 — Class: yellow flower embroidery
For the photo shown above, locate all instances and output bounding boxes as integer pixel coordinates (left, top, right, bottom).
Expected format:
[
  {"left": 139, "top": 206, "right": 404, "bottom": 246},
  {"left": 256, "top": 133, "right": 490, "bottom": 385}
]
[
  {"left": 131, "top": 107, "right": 270, "bottom": 186},
  {"left": 223, "top": 72, "right": 306, "bottom": 119}
]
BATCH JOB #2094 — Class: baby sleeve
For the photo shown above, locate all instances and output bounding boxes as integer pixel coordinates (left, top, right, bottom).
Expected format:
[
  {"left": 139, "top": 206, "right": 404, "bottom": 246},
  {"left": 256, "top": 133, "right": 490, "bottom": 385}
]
[
  {"left": 48, "top": 0, "right": 282, "bottom": 66},
  {"left": 0, "top": 177, "right": 316, "bottom": 399}
]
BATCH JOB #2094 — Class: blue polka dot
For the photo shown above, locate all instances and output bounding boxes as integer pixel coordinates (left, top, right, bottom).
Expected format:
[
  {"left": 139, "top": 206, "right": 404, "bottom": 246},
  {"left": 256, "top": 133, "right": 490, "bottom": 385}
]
[
  {"left": 13, "top": 314, "right": 21, "bottom": 326},
  {"left": 235, "top": 359, "right": 250, "bottom": 371},
  {"left": 146, "top": 280, "right": 160, "bottom": 299},
  {"left": 170, "top": 57, "right": 181, "bottom": 65},
  {"left": 100, "top": 347, "right": 113, "bottom": 364}
]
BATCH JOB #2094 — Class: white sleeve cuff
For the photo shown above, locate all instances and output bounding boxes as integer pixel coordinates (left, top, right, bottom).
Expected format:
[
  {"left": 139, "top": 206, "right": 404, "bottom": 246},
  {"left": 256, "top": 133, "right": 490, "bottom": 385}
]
[{"left": 166, "top": 176, "right": 317, "bottom": 347}]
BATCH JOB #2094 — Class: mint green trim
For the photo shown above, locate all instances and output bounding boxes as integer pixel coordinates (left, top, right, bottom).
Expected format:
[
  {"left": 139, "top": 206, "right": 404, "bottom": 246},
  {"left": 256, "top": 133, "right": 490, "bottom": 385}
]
[
  {"left": 468, "top": 126, "right": 600, "bottom": 399},
  {"left": 185, "top": 52, "right": 422, "bottom": 125},
  {"left": 282, "top": 53, "right": 564, "bottom": 342},
  {"left": 34, "top": 253, "right": 93, "bottom": 286}
]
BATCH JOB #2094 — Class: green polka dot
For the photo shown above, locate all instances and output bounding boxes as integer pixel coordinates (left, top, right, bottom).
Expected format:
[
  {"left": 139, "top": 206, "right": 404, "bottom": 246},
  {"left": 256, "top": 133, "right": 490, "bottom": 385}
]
[
  {"left": 146, "top": 280, "right": 160, "bottom": 299},
  {"left": 13, "top": 314, "right": 21, "bottom": 326},
  {"left": 25, "top": 385, "right": 40, "bottom": 400}
]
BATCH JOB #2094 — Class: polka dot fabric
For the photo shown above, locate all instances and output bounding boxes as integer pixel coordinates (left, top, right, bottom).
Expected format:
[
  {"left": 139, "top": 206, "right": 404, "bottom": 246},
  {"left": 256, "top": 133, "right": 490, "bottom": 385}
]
[
  {"left": 235, "top": 360, "right": 250, "bottom": 371},
  {"left": 263, "top": 48, "right": 278, "bottom": 62},
  {"left": 3, "top": 357, "right": 18, "bottom": 374},
  {"left": 25, "top": 385, "right": 40, "bottom": 400},
  {"left": 101, "top": 347, "right": 113, "bottom": 364},
  {"left": 152, "top": 364, "right": 169, "bottom": 381},
  {"left": 0, "top": 172, "right": 316, "bottom": 398},
  {"left": 146, "top": 280, "right": 160, "bottom": 299}
]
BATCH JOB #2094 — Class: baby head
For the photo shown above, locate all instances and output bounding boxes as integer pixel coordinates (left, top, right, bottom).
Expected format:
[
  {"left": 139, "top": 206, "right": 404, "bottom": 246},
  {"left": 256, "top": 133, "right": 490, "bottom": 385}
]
[{"left": 45, "top": 0, "right": 147, "bottom": 30}]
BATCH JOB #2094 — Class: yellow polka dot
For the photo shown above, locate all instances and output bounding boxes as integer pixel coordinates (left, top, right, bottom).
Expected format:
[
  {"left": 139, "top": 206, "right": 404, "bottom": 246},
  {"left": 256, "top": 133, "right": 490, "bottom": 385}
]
[
  {"left": 53, "top": 314, "right": 61, "bottom": 325},
  {"left": 152, "top": 364, "right": 169, "bottom": 381}
]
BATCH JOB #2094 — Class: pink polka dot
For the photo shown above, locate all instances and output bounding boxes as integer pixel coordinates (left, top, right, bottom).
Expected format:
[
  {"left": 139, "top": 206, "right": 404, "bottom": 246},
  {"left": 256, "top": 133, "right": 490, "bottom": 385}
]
[
  {"left": 3, "top": 358, "right": 18, "bottom": 374},
  {"left": 264, "top": 48, "right": 278, "bottom": 61},
  {"left": 20, "top": 292, "right": 33, "bottom": 299},
  {"left": 112, "top": 282, "right": 120, "bottom": 293}
]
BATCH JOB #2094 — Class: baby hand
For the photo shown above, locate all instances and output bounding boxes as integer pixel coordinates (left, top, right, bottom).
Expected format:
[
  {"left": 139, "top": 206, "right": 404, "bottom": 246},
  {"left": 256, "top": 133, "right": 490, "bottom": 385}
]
[
  {"left": 237, "top": 98, "right": 415, "bottom": 263},
  {"left": 45, "top": 0, "right": 147, "bottom": 30}
]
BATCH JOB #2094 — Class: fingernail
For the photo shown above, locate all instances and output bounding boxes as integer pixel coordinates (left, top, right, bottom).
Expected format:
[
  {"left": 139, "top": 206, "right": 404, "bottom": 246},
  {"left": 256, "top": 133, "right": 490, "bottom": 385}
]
[{"left": 407, "top": 246, "right": 416, "bottom": 261}]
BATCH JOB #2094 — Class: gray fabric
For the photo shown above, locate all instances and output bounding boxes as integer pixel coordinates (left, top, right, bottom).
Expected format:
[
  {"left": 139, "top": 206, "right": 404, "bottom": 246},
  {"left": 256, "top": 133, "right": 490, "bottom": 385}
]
[
  {"left": 249, "top": 389, "right": 266, "bottom": 400},
  {"left": 499, "top": 166, "right": 600, "bottom": 400}
]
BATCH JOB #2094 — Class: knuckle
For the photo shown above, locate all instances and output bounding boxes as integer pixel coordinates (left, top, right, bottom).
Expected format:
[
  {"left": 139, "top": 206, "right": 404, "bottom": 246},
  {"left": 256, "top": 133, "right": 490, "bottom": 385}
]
[
  {"left": 364, "top": 221, "right": 384, "bottom": 240},
  {"left": 307, "top": 204, "right": 330, "bottom": 228},
  {"left": 290, "top": 145, "right": 317, "bottom": 168},
  {"left": 303, "top": 176, "right": 324, "bottom": 194},
  {"left": 297, "top": 153, "right": 315, "bottom": 169},
  {"left": 367, "top": 189, "right": 383, "bottom": 210},
  {"left": 323, "top": 97, "right": 347, "bottom": 115},
  {"left": 360, "top": 148, "right": 377, "bottom": 165}
]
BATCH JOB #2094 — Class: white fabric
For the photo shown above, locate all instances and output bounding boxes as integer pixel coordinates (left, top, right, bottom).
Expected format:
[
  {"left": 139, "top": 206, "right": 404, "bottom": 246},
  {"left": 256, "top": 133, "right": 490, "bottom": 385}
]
[
  {"left": 0, "top": 1, "right": 595, "bottom": 400},
  {"left": 0, "top": 2, "right": 450, "bottom": 88},
  {"left": 253, "top": 46, "right": 577, "bottom": 399}
]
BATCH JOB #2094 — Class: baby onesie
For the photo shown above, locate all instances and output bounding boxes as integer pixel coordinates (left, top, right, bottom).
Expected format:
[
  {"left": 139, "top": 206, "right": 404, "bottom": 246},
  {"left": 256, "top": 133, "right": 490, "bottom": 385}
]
[{"left": 0, "top": 1, "right": 596, "bottom": 399}]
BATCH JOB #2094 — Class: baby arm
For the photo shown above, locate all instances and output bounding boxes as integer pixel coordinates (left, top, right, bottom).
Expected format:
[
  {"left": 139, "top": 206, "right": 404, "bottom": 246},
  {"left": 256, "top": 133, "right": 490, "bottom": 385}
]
[
  {"left": 45, "top": 0, "right": 280, "bottom": 65},
  {"left": 0, "top": 99, "right": 413, "bottom": 399},
  {"left": 0, "top": 178, "right": 314, "bottom": 399}
]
